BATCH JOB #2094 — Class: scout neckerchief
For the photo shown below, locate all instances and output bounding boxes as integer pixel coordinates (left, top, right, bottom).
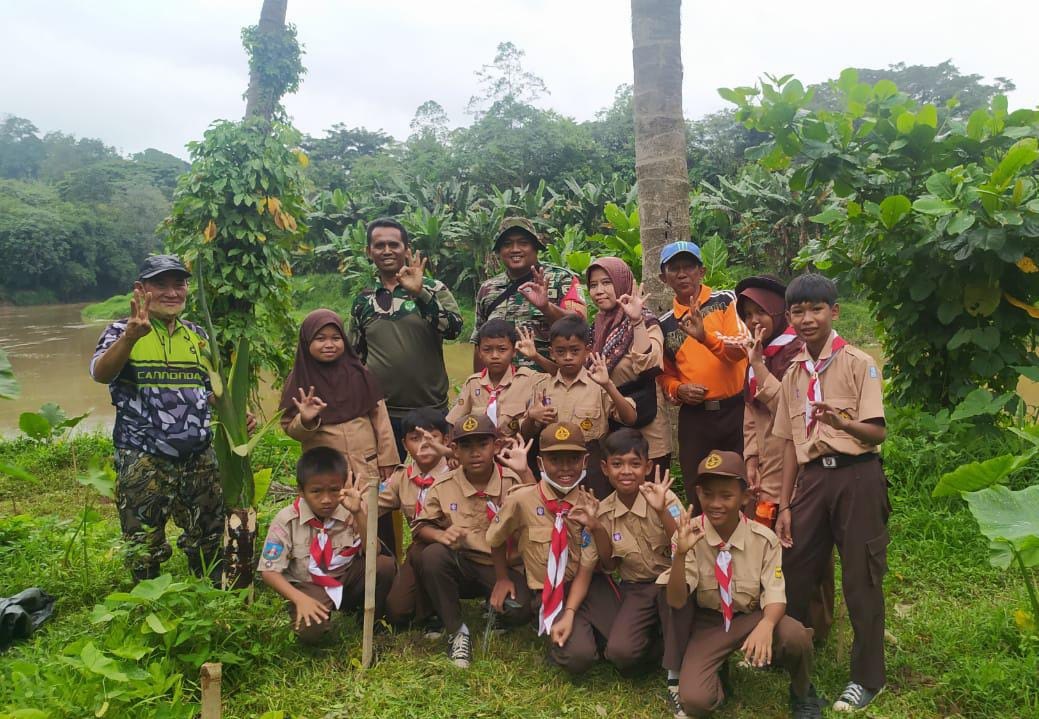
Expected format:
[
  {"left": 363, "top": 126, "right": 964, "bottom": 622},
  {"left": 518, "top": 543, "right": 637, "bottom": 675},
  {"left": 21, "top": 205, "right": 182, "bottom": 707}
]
[
  {"left": 479, "top": 366, "right": 515, "bottom": 426},
  {"left": 537, "top": 482, "right": 573, "bottom": 636},
  {"left": 475, "top": 466, "right": 513, "bottom": 555},
  {"left": 746, "top": 326, "right": 799, "bottom": 398},
  {"left": 294, "top": 497, "right": 361, "bottom": 609},
  {"left": 705, "top": 514, "right": 735, "bottom": 632},
  {"left": 407, "top": 464, "right": 438, "bottom": 518},
  {"left": 801, "top": 331, "right": 847, "bottom": 435}
]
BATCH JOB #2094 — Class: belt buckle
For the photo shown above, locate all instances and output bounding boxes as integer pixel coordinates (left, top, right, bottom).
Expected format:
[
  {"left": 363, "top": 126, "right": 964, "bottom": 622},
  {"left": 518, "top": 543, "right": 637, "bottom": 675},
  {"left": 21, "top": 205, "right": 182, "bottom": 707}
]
[
  {"left": 704, "top": 400, "right": 721, "bottom": 411},
  {"left": 822, "top": 456, "right": 838, "bottom": 469}
]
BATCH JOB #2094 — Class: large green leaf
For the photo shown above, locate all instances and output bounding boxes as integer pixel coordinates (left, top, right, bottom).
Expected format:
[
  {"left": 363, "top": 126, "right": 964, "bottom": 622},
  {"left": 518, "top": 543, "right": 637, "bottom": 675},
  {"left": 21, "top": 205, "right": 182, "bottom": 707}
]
[
  {"left": 253, "top": 467, "right": 274, "bottom": 506},
  {"left": 230, "top": 410, "right": 284, "bottom": 457},
  {"left": 949, "top": 388, "right": 1014, "bottom": 421},
  {"left": 38, "top": 403, "right": 65, "bottom": 428},
  {"left": 0, "top": 461, "right": 38, "bottom": 484},
  {"left": 991, "top": 138, "right": 1039, "bottom": 190},
  {"left": 879, "top": 195, "right": 912, "bottom": 229},
  {"left": 18, "top": 412, "right": 51, "bottom": 441},
  {"left": 0, "top": 349, "right": 19, "bottom": 399},
  {"left": 603, "top": 202, "right": 629, "bottom": 232},
  {"left": 964, "top": 485, "right": 1039, "bottom": 568},
  {"left": 913, "top": 196, "right": 955, "bottom": 216},
  {"left": 933, "top": 454, "right": 1020, "bottom": 497},
  {"left": 77, "top": 465, "right": 116, "bottom": 500}
]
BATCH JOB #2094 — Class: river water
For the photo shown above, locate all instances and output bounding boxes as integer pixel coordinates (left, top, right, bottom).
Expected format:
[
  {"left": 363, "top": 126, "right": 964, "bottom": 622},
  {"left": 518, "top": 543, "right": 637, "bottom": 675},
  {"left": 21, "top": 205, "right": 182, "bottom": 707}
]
[{"left": 2, "top": 303, "right": 1035, "bottom": 436}]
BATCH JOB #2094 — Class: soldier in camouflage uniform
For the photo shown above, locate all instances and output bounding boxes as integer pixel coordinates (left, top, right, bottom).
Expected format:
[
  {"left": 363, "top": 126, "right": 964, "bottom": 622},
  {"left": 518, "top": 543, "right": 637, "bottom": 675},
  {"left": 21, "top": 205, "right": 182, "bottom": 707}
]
[
  {"left": 90, "top": 255, "right": 223, "bottom": 583},
  {"left": 471, "top": 217, "right": 586, "bottom": 371}
]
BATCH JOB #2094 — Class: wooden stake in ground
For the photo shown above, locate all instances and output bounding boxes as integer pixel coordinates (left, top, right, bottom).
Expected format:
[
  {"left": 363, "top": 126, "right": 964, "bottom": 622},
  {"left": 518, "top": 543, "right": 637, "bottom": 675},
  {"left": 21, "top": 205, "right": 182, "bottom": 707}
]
[
  {"left": 200, "top": 662, "right": 222, "bottom": 719},
  {"left": 361, "top": 480, "right": 379, "bottom": 669}
]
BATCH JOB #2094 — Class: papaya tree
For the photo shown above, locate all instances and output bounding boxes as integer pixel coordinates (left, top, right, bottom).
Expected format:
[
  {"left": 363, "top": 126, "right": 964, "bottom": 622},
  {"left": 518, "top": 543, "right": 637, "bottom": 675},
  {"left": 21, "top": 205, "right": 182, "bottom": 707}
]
[{"left": 722, "top": 71, "right": 1039, "bottom": 408}]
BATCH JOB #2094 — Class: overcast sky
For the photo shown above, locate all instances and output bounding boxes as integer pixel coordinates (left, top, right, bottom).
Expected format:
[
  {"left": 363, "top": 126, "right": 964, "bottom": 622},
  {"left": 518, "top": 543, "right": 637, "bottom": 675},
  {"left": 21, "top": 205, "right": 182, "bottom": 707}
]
[{"left": 2, "top": 0, "right": 1036, "bottom": 159}]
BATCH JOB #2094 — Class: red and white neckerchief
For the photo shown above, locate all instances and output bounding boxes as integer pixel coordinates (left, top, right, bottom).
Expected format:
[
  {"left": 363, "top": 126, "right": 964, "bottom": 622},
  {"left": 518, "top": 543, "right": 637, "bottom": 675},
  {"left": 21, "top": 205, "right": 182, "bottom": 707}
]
[
  {"left": 480, "top": 366, "right": 515, "bottom": 426},
  {"left": 537, "top": 482, "right": 573, "bottom": 636},
  {"left": 747, "top": 326, "right": 799, "bottom": 397},
  {"left": 294, "top": 497, "right": 361, "bottom": 609},
  {"left": 705, "top": 514, "right": 736, "bottom": 632},
  {"left": 407, "top": 464, "right": 437, "bottom": 518},
  {"left": 801, "top": 331, "right": 848, "bottom": 435},
  {"left": 476, "top": 467, "right": 513, "bottom": 554}
]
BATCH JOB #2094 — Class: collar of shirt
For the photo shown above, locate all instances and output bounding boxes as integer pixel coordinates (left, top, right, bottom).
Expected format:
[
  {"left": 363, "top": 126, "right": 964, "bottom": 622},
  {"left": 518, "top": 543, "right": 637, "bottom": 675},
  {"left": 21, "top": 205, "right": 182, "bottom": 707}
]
[
  {"left": 453, "top": 465, "right": 504, "bottom": 498},
  {"left": 791, "top": 330, "right": 839, "bottom": 364},
  {"left": 296, "top": 497, "right": 351, "bottom": 525},
  {"left": 606, "top": 491, "right": 648, "bottom": 519},
  {"left": 671, "top": 284, "right": 713, "bottom": 316},
  {"left": 701, "top": 512, "right": 749, "bottom": 551},
  {"left": 481, "top": 366, "right": 516, "bottom": 388},
  {"left": 550, "top": 366, "right": 593, "bottom": 388}
]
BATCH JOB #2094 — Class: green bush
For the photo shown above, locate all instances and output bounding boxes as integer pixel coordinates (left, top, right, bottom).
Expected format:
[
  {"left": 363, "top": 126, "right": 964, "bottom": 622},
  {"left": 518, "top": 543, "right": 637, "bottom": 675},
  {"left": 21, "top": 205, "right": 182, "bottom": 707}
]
[{"left": 81, "top": 293, "right": 131, "bottom": 321}]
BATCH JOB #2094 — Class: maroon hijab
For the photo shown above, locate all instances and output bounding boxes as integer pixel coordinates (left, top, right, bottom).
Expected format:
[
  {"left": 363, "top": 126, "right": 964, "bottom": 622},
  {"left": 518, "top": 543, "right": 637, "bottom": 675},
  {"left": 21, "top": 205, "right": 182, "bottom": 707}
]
[
  {"left": 587, "top": 257, "right": 659, "bottom": 373},
  {"left": 737, "top": 284, "right": 803, "bottom": 404},
  {"left": 279, "top": 309, "right": 383, "bottom": 425}
]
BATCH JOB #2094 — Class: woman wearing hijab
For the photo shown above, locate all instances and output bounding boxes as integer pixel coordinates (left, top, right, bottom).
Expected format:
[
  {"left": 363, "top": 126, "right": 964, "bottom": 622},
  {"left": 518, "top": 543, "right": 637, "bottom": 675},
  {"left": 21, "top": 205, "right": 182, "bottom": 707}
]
[
  {"left": 280, "top": 309, "right": 400, "bottom": 482},
  {"left": 586, "top": 258, "right": 671, "bottom": 475}
]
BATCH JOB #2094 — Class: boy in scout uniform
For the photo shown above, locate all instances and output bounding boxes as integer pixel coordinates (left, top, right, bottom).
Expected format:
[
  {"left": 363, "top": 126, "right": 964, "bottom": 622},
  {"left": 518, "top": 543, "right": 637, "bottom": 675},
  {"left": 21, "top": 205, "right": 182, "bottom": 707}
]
[
  {"left": 523, "top": 316, "right": 637, "bottom": 498},
  {"left": 488, "top": 421, "right": 620, "bottom": 675},
  {"left": 259, "top": 447, "right": 396, "bottom": 645},
  {"left": 773, "top": 273, "right": 889, "bottom": 713},
  {"left": 377, "top": 407, "right": 453, "bottom": 634},
  {"left": 584, "top": 429, "right": 691, "bottom": 675},
  {"left": 662, "top": 451, "right": 820, "bottom": 719},
  {"left": 448, "top": 319, "right": 543, "bottom": 436},
  {"left": 411, "top": 413, "right": 536, "bottom": 668}
]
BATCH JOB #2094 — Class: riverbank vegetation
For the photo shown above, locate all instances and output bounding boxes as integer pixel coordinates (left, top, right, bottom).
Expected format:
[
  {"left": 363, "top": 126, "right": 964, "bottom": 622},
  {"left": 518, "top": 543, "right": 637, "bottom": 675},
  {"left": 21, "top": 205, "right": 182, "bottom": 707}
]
[{"left": 1, "top": 403, "right": 1037, "bottom": 718}]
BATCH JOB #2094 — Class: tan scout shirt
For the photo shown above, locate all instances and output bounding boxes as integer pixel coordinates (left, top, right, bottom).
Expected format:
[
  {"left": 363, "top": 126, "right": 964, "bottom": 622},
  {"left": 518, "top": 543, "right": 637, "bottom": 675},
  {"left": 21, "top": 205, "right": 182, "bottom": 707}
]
[
  {"left": 487, "top": 481, "right": 599, "bottom": 590},
  {"left": 608, "top": 322, "right": 672, "bottom": 459},
  {"left": 447, "top": 366, "right": 541, "bottom": 436},
  {"left": 378, "top": 459, "right": 452, "bottom": 524},
  {"left": 532, "top": 368, "right": 635, "bottom": 441},
  {"left": 743, "top": 370, "right": 785, "bottom": 502},
  {"left": 258, "top": 499, "right": 361, "bottom": 585},
  {"left": 656, "top": 515, "right": 786, "bottom": 613},
  {"left": 773, "top": 335, "right": 885, "bottom": 465},
  {"left": 413, "top": 465, "right": 526, "bottom": 565},
  {"left": 282, "top": 399, "right": 400, "bottom": 480},
  {"left": 597, "top": 489, "right": 683, "bottom": 583}
]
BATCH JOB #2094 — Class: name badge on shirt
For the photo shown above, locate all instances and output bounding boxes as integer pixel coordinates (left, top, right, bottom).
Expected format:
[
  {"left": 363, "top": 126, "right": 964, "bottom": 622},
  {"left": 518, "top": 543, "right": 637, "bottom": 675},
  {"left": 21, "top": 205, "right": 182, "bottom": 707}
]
[{"left": 450, "top": 502, "right": 458, "bottom": 511}]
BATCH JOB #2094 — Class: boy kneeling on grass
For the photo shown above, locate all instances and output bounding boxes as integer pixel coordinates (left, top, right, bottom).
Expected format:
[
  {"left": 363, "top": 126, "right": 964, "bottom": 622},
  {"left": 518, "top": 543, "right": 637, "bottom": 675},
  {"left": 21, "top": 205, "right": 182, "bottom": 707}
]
[
  {"left": 488, "top": 421, "right": 619, "bottom": 674},
  {"left": 259, "top": 446, "right": 396, "bottom": 645},
  {"left": 661, "top": 450, "right": 821, "bottom": 719},
  {"left": 410, "top": 413, "right": 536, "bottom": 669}
]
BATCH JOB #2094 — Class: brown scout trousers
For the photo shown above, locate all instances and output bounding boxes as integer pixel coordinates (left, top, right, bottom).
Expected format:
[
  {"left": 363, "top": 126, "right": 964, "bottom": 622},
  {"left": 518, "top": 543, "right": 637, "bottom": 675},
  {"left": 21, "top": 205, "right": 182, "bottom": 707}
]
[
  {"left": 677, "top": 608, "right": 814, "bottom": 716},
  {"left": 782, "top": 456, "right": 890, "bottom": 690},
  {"left": 414, "top": 543, "right": 532, "bottom": 633},
  {"left": 605, "top": 581, "right": 693, "bottom": 673},
  {"left": 677, "top": 397, "right": 744, "bottom": 508},
  {"left": 542, "top": 573, "right": 622, "bottom": 674},
  {"left": 385, "top": 539, "right": 434, "bottom": 625},
  {"left": 288, "top": 554, "right": 396, "bottom": 644}
]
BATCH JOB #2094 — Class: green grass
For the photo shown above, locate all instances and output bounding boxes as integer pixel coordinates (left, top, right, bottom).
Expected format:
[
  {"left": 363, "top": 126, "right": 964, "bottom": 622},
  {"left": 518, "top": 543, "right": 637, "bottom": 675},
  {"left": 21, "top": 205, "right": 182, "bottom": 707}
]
[
  {"left": 81, "top": 292, "right": 132, "bottom": 321},
  {"left": 1, "top": 413, "right": 1036, "bottom": 719}
]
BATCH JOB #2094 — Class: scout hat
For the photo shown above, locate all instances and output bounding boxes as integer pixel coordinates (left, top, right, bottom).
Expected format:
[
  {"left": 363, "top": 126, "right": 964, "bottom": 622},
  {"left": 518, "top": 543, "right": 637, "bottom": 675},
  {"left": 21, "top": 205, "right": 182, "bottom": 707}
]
[
  {"left": 138, "top": 254, "right": 191, "bottom": 281},
  {"left": 539, "top": 421, "right": 586, "bottom": 452},
  {"left": 696, "top": 450, "right": 748, "bottom": 485},
  {"left": 494, "top": 216, "right": 547, "bottom": 251},
  {"left": 451, "top": 413, "right": 498, "bottom": 441},
  {"left": 659, "top": 241, "right": 702, "bottom": 269}
]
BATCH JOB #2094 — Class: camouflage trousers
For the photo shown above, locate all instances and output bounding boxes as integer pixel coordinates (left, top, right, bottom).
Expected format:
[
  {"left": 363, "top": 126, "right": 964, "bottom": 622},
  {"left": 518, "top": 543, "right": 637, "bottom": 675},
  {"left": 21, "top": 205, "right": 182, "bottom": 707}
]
[{"left": 115, "top": 447, "right": 224, "bottom": 578}]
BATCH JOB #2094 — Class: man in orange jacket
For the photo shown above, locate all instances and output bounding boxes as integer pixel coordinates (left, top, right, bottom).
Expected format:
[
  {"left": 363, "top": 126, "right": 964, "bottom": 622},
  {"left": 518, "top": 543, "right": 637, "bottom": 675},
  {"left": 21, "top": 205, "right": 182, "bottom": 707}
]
[{"left": 656, "top": 241, "right": 748, "bottom": 503}]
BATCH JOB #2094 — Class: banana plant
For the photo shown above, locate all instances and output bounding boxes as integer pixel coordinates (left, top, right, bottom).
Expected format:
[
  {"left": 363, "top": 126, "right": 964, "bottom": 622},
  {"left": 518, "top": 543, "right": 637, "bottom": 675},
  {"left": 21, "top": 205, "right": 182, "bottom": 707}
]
[{"left": 195, "top": 256, "right": 282, "bottom": 589}]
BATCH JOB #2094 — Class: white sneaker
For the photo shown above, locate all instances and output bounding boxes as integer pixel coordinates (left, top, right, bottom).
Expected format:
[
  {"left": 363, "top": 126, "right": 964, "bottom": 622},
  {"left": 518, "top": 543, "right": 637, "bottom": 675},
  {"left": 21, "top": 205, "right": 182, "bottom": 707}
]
[
  {"left": 447, "top": 630, "right": 472, "bottom": 669},
  {"left": 666, "top": 683, "right": 688, "bottom": 718}
]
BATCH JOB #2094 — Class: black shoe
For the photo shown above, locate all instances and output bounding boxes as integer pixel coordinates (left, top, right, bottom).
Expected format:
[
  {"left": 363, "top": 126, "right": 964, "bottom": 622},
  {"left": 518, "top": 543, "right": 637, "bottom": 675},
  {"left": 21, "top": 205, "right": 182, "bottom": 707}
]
[
  {"left": 447, "top": 630, "right": 472, "bottom": 669},
  {"left": 131, "top": 563, "right": 160, "bottom": 583},
  {"left": 790, "top": 684, "right": 824, "bottom": 719},
  {"left": 423, "top": 615, "right": 445, "bottom": 640},
  {"left": 833, "top": 682, "right": 883, "bottom": 712}
]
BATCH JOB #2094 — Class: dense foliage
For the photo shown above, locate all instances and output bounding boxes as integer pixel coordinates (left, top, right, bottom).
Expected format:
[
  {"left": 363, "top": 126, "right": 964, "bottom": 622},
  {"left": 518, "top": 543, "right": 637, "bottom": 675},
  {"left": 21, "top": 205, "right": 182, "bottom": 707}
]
[{"left": 722, "top": 71, "right": 1039, "bottom": 409}]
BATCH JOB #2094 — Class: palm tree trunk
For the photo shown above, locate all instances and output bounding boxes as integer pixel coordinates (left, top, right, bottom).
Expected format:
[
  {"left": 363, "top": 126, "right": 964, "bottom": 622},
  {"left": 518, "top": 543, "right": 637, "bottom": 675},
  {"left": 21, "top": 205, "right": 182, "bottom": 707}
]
[
  {"left": 244, "top": 0, "right": 289, "bottom": 121},
  {"left": 631, "top": 0, "right": 690, "bottom": 314}
]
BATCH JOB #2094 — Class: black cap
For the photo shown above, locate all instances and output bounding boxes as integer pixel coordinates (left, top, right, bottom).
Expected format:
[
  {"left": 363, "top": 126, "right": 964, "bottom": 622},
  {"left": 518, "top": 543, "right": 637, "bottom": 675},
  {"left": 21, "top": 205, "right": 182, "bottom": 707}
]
[{"left": 137, "top": 255, "right": 191, "bottom": 281}]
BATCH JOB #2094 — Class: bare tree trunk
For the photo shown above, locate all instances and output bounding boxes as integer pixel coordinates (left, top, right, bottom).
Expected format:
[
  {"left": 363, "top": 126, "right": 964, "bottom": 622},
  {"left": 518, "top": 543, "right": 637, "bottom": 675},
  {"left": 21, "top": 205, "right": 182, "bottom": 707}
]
[
  {"left": 244, "top": 0, "right": 289, "bottom": 121},
  {"left": 631, "top": 0, "right": 690, "bottom": 315}
]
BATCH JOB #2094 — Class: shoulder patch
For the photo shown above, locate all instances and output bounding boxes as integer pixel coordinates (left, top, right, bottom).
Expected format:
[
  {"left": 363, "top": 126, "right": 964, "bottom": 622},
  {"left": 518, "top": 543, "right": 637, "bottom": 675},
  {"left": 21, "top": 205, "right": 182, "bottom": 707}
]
[
  {"left": 748, "top": 520, "right": 780, "bottom": 546},
  {"left": 869, "top": 366, "right": 879, "bottom": 379},
  {"left": 668, "top": 505, "right": 681, "bottom": 519}
]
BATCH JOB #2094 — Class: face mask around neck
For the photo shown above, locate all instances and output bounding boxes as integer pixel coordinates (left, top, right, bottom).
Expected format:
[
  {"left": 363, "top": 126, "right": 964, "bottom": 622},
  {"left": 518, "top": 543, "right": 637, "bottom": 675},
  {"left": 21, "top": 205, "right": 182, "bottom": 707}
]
[{"left": 540, "top": 470, "right": 586, "bottom": 495}]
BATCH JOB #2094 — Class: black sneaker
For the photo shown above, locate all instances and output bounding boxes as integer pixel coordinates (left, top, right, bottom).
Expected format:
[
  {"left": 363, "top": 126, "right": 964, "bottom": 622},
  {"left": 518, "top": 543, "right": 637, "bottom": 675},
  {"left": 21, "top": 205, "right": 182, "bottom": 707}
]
[
  {"left": 447, "top": 630, "right": 472, "bottom": 669},
  {"left": 423, "top": 615, "right": 445, "bottom": 641},
  {"left": 666, "top": 682, "right": 688, "bottom": 718},
  {"left": 833, "top": 682, "right": 883, "bottom": 712},
  {"left": 790, "top": 684, "right": 824, "bottom": 719}
]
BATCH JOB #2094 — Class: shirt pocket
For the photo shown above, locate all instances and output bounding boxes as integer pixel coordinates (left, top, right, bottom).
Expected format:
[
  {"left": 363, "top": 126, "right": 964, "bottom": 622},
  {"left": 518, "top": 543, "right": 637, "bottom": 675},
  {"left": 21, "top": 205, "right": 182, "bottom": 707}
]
[
  {"left": 526, "top": 523, "right": 554, "bottom": 549},
  {"left": 731, "top": 579, "right": 760, "bottom": 611},
  {"left": 571, "top": 399, "right": 602, "bottom": 435},
  {"left": 818, "top": 395, "right": 858, "bottom": 443}
]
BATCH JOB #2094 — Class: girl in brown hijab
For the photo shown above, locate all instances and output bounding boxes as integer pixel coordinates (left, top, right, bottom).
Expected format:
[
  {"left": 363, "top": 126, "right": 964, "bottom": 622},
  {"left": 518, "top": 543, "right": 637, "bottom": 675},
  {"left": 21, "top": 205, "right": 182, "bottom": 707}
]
[
  {"left": 585, "top": 257, "right": 671, "bottom": 474},
  {"left": 280, "top": 309, "right": 400, "bottom": 482}
]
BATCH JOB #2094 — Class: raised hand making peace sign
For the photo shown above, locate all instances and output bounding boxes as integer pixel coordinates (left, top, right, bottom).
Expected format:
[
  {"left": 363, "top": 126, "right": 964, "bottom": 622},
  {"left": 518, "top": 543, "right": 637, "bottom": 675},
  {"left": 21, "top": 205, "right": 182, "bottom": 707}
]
[{"left": 396, "top": 249, "right": 428, "bottom": 296}]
